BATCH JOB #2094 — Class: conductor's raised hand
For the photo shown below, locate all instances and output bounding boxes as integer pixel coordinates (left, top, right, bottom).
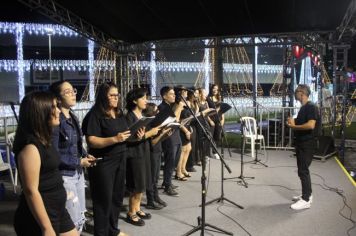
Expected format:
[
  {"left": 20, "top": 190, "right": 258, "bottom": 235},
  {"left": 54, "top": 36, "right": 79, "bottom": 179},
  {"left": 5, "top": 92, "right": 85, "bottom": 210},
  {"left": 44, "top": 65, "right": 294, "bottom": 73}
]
[{"left": 116, "top": 130, "right": 131, "bottom": 143}]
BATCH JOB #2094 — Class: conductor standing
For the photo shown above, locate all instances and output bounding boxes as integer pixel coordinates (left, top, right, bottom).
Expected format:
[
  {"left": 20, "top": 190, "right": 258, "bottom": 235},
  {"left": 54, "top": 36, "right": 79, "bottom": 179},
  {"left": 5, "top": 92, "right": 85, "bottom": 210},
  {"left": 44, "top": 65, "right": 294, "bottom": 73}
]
[{"left": 287, "top": 84, "right": 318, "bottom": 210}]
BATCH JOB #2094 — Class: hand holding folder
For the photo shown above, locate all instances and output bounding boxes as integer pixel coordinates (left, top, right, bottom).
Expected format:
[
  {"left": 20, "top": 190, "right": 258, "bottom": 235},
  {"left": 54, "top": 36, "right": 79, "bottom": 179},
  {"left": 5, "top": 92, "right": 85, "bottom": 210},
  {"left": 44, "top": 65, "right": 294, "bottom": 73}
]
[{"left": 128, "top": 116, "right": 155, "bottom": 134}]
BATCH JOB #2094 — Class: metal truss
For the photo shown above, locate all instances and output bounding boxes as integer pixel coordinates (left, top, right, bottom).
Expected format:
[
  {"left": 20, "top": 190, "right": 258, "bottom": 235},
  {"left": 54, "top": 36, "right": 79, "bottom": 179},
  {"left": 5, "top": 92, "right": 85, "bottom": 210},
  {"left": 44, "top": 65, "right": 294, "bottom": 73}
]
[
  {"left": 17, "top": 1, "right": 336, "bottom": 55},
  {"left": 17, "top": 0, "right": 124, "bottom": 52},
  {"left": 337, "top": 0, "right": 356, "bottom": 42},
  {"left": 119, "top": 31, "right": 333, "bottom": 54}
]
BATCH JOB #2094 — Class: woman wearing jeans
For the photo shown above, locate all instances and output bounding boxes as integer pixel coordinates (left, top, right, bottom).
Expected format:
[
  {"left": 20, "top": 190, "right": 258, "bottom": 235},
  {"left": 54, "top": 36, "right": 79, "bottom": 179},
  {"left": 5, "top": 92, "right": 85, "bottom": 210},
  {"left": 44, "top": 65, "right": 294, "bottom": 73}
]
[{"left": 50, "top": 81, "right": 96, "bottom": 233}]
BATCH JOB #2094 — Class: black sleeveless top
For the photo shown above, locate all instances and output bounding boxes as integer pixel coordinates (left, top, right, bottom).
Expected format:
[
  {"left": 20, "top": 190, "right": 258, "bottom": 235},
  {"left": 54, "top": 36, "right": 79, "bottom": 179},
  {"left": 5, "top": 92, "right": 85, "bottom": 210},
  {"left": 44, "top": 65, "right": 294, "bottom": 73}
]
[{"left": 16, "top": 136, "right": 63, "bottom": 193}]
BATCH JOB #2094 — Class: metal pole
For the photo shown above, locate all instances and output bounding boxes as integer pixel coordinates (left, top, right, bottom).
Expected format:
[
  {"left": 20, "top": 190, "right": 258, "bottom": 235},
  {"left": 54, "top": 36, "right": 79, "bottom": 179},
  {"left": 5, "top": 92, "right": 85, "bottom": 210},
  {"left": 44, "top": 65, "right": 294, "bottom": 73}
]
[{"left": 253, "top": 37, "right": 258, "bottom": 118}]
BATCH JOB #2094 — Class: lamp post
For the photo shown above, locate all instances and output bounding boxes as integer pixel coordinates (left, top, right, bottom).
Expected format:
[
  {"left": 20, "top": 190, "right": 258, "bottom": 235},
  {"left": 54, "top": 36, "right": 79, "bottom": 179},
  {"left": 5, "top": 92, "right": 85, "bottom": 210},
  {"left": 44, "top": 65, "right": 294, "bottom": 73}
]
[{"left": 46, "top": 28, "right": 54, "bottom": 85}]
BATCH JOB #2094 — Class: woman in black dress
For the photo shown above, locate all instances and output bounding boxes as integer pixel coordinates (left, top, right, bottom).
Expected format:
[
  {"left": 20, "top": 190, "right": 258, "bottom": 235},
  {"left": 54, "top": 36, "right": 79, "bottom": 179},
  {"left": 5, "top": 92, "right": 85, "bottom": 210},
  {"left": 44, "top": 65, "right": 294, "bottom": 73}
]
[
  {"left": 175, "top": 86, "right": 192, "bottom": 180},
  {"left": 186, "top": 88, "right": 200, "bottom": 171},
  {"left": 208, "top": 84, "right": 224, "bottom": 143},
  {"left": 125, "top": 88, "right": 160, "bottom": 226},
  {"left": 197, "top": 88, "right": 214, "bottom": 162},
  {"left": 82, "top": 82, "right": 131, "bottom": 236},
  {"left": 13, "top": 91, "right": 77, "bottom": 236}
]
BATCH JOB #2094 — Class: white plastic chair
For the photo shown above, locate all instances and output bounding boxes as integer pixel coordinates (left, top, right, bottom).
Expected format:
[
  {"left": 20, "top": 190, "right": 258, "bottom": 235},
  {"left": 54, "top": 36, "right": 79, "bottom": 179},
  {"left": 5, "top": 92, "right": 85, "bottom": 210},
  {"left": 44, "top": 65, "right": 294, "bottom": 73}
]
[
  {"left": 2, "top": 132, "right": 18, "bottom": 193},
  {"left": 241, "top": 117, "right": 267, "bottom": 159}
]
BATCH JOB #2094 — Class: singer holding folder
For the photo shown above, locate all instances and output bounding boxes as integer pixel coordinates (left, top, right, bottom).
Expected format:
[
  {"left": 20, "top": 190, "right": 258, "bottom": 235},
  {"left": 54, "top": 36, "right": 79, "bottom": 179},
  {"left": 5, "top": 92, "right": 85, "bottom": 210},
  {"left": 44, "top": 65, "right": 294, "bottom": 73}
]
[
  {"left": 159, "top": 86, "right": 184, "bottom": 196},
  {"left": 82, "top": 82, "right": 130, "bottom": 236},
  {"left": 125, "top": 88, "right": 160, "bottom": 226}
]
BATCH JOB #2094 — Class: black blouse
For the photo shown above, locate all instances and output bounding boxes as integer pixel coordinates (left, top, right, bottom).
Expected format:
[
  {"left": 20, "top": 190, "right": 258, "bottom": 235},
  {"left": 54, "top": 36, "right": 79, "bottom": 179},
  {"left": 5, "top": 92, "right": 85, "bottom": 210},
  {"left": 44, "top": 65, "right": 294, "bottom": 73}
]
[
  {"left": 82, "top": 107, "right": 129, "bottom": 157},
  {"left": 125, "top": 111, "right": 150, "bottom": 159}
]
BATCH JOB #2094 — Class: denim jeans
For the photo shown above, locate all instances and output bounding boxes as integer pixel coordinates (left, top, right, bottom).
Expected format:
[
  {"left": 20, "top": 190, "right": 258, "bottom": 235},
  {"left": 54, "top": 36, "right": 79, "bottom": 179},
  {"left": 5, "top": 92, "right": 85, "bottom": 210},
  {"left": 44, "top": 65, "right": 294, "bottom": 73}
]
[{"left": 62, "top": 170, "right": 86, "bottom": 232}]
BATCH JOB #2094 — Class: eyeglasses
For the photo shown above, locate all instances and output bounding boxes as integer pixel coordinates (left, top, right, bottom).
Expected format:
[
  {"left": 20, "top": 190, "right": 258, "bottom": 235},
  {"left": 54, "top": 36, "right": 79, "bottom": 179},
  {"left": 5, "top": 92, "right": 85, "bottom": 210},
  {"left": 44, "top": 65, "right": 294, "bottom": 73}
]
[
  {"left": 62, "top": 88, "right": 77, "bottom": 96},
  {"left": 108, "top": 93, "right": 121, "bottom": 99}
]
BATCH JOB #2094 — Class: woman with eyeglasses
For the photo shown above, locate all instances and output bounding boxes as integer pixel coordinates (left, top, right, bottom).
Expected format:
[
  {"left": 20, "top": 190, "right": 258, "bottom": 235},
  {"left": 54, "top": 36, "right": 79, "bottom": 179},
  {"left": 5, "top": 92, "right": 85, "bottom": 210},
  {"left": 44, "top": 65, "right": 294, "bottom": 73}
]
[
  {"left": 82, "top": 82, "right": 130, "bottom": 236},
  {"left": 49, "top": 81, "right": 96, "bottom": 234},
  {"left": 13, "top": 91, "right": 77, "bottom": 236}
]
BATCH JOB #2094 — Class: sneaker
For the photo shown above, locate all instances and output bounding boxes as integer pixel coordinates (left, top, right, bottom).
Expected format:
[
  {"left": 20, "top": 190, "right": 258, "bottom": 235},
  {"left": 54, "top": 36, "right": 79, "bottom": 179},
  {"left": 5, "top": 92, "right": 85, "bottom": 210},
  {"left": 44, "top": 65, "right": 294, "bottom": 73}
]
[
  {"left": 161, "top": 183, "right": 179, "bottom": 190},
  {"left": 290, "top": 199, "right": 311, "bottom": 210},
  {"left": 145, "top": 202, "right": 163, "bottom": 210},
  {"left": 164, "top": 186, "right": 179, "bottom": 196},
  {"left": 292, "top": 195, "right": 313, "bottom": 203},
  {"left": 171, "top": 183, "right": 179, "bottom": 189},
  {"left": 154, "top": 197, "right": 167, "bottom": 207},
  {"left": 213, "top": 153, "right": 220, "bottom": 160}
]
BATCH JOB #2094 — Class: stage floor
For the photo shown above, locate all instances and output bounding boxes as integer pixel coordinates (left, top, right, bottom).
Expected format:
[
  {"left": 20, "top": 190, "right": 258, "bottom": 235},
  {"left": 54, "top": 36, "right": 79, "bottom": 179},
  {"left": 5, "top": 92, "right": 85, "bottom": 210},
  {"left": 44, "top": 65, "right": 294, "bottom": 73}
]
[{"left": 1, "top": 149, "right": 355, "bottom": 236}]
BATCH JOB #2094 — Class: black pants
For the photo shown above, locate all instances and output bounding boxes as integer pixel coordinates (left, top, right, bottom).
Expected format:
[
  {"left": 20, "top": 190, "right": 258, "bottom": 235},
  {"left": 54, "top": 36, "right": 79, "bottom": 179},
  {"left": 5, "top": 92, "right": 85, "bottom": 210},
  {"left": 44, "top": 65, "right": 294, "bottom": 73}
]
[
  {"left": 295, "top": 139, "right": 315, "bottom": 202},
  {"left": 146, "top": 151, "right": 162, "bottom": 202},
  {"left": 162, "top": 143, "right": 181, "bottom": 188},
  {"left": 88, "top": 153, "right": 126, "bottom": 236}
]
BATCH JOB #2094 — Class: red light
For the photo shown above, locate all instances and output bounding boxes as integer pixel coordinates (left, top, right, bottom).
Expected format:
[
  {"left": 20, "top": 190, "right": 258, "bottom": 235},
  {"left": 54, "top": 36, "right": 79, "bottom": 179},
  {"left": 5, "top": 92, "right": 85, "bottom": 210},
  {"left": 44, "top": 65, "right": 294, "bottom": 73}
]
[{"left": 293, "top": 45, "right": 304, "bottom": 58}]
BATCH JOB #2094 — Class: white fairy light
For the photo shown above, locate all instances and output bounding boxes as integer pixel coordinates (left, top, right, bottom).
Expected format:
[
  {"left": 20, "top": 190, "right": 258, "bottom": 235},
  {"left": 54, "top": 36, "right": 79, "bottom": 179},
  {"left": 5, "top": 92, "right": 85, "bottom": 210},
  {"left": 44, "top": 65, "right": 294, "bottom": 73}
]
[
  {"left": 150, "top": 43, "right": 157, "bottom": 97},
  {"left": 88, "top": 40, "right": 95, "bottom": 101},
  {"left": 16, "top": 23, "right": 24, "bottom": 102}
]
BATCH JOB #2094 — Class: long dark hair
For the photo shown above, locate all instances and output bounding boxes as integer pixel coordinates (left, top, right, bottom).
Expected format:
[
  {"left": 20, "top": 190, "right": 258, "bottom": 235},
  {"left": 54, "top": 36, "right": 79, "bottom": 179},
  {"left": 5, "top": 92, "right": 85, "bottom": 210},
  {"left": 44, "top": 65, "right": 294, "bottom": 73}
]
[
  {"left": 94, "top": 81, "right": 121, "bottom": 116},
  {"left": 49, "top": 80, "right": 66, "bottom": 100},
  {"left": 13, "top": 91, "right": 56, "bottom": 154},
  {"left": 125, "top": 87, "right": 147, "bottom": 111},
  {"left": 209, "top": 84, "right": 222, "bottom": 102},
  {"left": 48, "top": 80, "right": 69, "bottom": 108}
]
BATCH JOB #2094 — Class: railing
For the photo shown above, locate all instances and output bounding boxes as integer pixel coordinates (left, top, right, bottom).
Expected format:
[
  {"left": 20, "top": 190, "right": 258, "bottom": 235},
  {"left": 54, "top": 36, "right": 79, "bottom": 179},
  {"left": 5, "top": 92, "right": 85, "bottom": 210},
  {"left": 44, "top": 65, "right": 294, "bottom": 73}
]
[{"left": 0, "top": 98, "right": 295, "bottom": 150}]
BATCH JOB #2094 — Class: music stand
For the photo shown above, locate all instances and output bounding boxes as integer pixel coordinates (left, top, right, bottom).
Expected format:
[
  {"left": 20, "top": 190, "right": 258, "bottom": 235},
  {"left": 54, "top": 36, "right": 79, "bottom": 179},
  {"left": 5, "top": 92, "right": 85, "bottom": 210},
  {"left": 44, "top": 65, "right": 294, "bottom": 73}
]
[
  {"left": 205, "top": 98, "right": 243, "bottom": 208},
  {"left": 223, "top": 95, "right": 255, "bottom": 188}
]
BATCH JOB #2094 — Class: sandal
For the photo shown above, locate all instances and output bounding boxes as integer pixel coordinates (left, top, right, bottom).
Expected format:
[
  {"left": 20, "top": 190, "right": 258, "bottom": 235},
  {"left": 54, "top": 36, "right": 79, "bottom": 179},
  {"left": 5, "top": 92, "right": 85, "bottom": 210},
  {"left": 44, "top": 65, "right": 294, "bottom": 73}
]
[
  {"left": 174, "top": 175, "right": 188, "bottom": 181},
  {"left": 126, "top": 213, "right": 145, "bottom": 226},
  {"left": 136, "top": 210, "right": 152, "bottom": 220},
  {"left": 183, "top": 172, "right": 192, "bottom": 177}
]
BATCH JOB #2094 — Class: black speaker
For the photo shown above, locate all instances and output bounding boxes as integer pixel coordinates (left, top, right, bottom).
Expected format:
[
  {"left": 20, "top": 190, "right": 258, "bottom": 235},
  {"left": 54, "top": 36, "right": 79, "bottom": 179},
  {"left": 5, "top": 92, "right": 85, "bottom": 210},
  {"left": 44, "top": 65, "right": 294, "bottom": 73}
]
[{"left": 313, "top": 136, "right": 336, "bottom": 161}]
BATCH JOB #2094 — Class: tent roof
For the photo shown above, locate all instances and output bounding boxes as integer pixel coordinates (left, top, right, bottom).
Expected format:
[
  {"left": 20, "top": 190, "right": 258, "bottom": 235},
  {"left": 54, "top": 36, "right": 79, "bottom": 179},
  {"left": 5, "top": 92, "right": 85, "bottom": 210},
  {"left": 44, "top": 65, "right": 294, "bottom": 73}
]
[{"left": 0, "top": 0, "right": 350, "bottom": 43}]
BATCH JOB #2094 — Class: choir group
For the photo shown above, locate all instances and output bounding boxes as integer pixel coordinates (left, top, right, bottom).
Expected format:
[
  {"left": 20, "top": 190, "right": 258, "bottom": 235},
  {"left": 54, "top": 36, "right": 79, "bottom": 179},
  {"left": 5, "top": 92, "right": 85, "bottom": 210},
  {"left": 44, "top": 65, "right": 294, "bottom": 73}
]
[{"left": 12, "top": 81, "right": 225, "bottom": 236}]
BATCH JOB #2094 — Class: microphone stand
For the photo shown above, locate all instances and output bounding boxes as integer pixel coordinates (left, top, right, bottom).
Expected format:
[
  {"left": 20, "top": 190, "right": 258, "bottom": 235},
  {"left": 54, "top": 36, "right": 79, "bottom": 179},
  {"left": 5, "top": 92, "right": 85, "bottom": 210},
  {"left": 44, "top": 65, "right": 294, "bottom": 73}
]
[
  {"left": 245, "top": 98, "right": 268, "bottom": 167},
  {"left": 10, "top": 102, "right": 19, "bottom": 123},
  {"left": 205, "top": 96, "right": 243, "bottom": 209},
  {"left": 223, "top": 93, "right": 254, "bottom": 188},
  {"left": 179, "top": 94, "right": 233, "bottom": 236}
]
